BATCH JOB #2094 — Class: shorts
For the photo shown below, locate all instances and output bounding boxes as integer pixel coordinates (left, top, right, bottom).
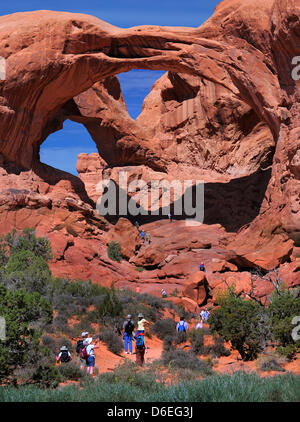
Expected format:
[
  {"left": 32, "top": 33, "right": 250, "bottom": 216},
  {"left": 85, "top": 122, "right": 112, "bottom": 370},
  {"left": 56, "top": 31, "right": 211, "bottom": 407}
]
[{"left": 86, "top": 356, "right": 95, "bottom": 367}]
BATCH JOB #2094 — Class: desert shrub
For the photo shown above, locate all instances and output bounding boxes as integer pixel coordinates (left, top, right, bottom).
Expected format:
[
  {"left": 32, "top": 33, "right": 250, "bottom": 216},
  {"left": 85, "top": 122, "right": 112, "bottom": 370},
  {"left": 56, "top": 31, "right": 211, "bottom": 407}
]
[
  {"left": 174, "top": 331, "right": 187, "bottom": 344},
  {"left": 101, "top": 361, "right": 161, "bottom": 393},
  {"left": 107, "top": 241, "right": 122, "bottom": 262},
  {"left": 41, "top": 335, "right": 57, "bottom": 354},
  {"left": 268, "top": 289, "right": 300, "bottom": 357},
  {"left": 257, "top": 357, "right": 285, "bottom": 372},
  {"left": 95, "top": 287, "right": 123, "bottom": 322},
  {"left": 0, "top": 238, "right": 8, "bottom": 268},
  {"left": 209, "top": 287, "right": 267, "bottom": 361},
  {"left": 188, "top": 329, "right": 205, "bottom": 355},
  {"left": 0, "top": 284, "right": 52, "bottom": 381},
  {"left": 58, "top": 362, "right": 84, "bottom": 381},
  {"left": 99, "top": 330, "right": 123, "bottom": 355},
  {"left": 162, "top": 335, "right": 176, "bottom": 353},
  {"left": 170, "top": 288, "right": 180, "bottom": 297},
  {"left": 276, "top": 344, "right": 299, "bottom": 360},
  {"left": 135, "top": 266, "right": 144, "bottom": 272},
  {"left": 31, "top": 365, "right": 62, "bottom": 389},
  {"left": 57, "top": 337, "right": 73, "bottom": 352},
  {"left": 151, "top": 318, "right": 176, "bottom": 340},
  {"left": 162, "top": 350, "right": 213, "bottom": 376},
  {"left": 208, "top": 335, "right": 231, "bottom": 358},
  {"left": 4, "top": 228, "right": 53, "bottom": 261}
]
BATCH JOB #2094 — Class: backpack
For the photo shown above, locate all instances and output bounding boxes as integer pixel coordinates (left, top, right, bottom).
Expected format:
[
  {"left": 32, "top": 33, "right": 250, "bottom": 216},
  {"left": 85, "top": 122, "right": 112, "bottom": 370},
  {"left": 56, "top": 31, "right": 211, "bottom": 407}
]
[
  {"left": 60, "top": 350, "right": 71, "bottom": 363},
  {"left": 124, "top": 321, "right": 134, "bottom": 335},
  {"left": 76, "top": 339, "right": 84, "bottom": 354},
  {"left": 135, "top": 335, "right": 145, "bottom": 350},
  {"left": 178, "top": 321, "right": 186, "bottom": 332},
  {"left": 79, "top": 345, "right": 89, "bottom": 360}
]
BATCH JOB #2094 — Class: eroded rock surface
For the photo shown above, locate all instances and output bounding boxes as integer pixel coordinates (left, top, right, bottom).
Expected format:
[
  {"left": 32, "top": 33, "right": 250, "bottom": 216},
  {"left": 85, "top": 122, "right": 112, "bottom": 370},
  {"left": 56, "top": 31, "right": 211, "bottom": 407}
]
[{"left": 0, "top": 0, "right": 299, "bottom": 307}]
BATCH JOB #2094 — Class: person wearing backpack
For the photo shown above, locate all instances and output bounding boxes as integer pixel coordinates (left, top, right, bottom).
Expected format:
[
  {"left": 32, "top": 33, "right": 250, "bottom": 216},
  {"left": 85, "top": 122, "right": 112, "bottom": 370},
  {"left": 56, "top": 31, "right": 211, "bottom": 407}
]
[
  {"left": 56, "top": 346, "right": 72, "bottom": 365},
  {"left": 199, "top": 262, "right": 206, "bottom": 272},
  {"left": 83, "top": 337, "right": 100, "bottom": 375},
  {"left": 176, "top": 317, "right": 189, "bottom": 333},
  {"left": 134, "top": 332, "right": 147, "bottom": 366},
  {"left": 76, "top": 331, "right": 88, "bottom": 370},
  {"left": 123, "top": 315, "right": 135, "bottom": 355}
]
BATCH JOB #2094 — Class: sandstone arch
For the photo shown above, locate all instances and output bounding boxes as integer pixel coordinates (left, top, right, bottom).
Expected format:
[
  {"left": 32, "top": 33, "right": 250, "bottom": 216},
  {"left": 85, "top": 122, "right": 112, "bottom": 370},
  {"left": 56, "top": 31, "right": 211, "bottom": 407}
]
[{"left": 0, "top": 0, "right": 299, "bottom": 261}]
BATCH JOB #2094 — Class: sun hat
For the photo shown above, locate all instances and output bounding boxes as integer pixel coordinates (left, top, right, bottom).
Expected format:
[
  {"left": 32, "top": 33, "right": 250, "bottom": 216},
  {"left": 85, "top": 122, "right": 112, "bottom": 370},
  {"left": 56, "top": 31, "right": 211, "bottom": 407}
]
[
  {"left": 138, "top": 313, "right": 144, "bottom": 318},
  {"left": 60, "top": 346, "right": 68, "bottom": 351},
  {"left": 127, "top": 314, "right": 132, "bottom": 319},
  {"left": 81, "top": 331, "right": 88, "bottom": 337}
]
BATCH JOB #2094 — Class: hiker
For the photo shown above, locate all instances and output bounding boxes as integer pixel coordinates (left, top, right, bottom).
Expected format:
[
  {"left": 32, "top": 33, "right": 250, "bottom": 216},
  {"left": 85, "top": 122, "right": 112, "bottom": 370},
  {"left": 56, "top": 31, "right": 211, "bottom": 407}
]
[
  {"left": 76, "top": 331, "right": 89, "bottom": 370},
  {"left": 200, "top": 307, "right": 210, "bottom": 323},
  {"left": 123, "top": 314, "right": 135, "bottom": 355},
  {"left": 135, "top": 221, "right": 140, "bottom": 230},
  {"left": 140, "top": 230, "right": 145, "bottom": 242},
  {"left": 136, "top": 313, "right": 149, "bottom": 336},
  {"left": 83, "top": 337, "right": 100, "bottom": 376},
  {"left": 145, "top": 232, "right": 151, "bottom": 244},
  {"left": 134, "top": 331, "right": 147, "bottom": 367},
  {"left": 56, "top": 346, "right": 72, "bottom": 365},
  {"left": 176, "top": 317, "right": 189, "bottom": 333},
  {"left": 195, "top": 318, "right": 203, "bottom": 330},
  {"left": 199, "top": 262, "right": 206, "bottom": 272},
  {"left": 161, "top": 288, "right": 167, "bottom": 298},
  {"left": 168, "top": 212, "right": 172, "bottom": 223}
]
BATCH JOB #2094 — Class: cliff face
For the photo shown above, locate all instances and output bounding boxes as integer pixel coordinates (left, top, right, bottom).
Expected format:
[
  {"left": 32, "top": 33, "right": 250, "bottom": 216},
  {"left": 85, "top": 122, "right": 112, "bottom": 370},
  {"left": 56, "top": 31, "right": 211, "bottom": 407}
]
[{"left": 0, "top": 0, "right": 299, "bottom": 307}]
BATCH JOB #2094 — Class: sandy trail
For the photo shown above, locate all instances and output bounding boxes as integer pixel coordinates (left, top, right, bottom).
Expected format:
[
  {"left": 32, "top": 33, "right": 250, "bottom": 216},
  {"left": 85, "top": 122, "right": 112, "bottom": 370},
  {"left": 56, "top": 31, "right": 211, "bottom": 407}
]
[{"left": 93, "top": 334, "right": 163, "bottom": 373}]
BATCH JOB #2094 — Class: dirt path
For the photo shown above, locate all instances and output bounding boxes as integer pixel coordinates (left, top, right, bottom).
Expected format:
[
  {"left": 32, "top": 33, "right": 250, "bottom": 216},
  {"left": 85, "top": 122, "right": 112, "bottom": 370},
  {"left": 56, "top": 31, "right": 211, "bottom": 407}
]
[{"left": 93, "top": 334, "right": 164, "bottom": 373}]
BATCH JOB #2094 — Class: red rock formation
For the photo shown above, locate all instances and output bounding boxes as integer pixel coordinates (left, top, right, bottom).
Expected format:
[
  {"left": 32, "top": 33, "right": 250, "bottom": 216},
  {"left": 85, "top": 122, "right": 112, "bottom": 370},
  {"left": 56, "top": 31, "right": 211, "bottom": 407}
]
[{"left": 0, "top": 0, "right": 299, "bottom": 306}]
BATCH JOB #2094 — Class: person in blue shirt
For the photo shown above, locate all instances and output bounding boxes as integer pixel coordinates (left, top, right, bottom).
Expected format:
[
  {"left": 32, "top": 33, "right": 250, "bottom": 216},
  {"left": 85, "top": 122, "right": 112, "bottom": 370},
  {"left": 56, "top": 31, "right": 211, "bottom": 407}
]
[{"left": 199, "top": 262, "right": 206, "bottom": 272}]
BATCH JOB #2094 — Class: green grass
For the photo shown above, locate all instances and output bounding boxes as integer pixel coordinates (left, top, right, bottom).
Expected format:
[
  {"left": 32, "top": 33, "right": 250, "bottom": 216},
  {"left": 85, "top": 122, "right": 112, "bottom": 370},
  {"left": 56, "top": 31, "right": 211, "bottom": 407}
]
[{"left": 0, "top": 372, "right": 299, "bottom": 402}]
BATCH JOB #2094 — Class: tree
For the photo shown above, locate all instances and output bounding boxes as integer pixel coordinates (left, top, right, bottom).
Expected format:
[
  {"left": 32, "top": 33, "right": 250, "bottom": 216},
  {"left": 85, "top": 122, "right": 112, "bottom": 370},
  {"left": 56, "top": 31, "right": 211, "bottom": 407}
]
[
  {"left": 4, "top": 250, "right": 52, "bottom": 295},
  {"left": 96, "top": 286, "right": 123, "bottom": 322},
  {"left": 209, "top": 287, "right": 269, "bottom": 361},
  {"left": 268, "top": 288, "right": 300, "bottom": 357},
  {"left": 4, "top": 228, "right": 53, "bottom": 261},
  {"left": 0, "top": 284, "right": 53, "bottom": 380}
]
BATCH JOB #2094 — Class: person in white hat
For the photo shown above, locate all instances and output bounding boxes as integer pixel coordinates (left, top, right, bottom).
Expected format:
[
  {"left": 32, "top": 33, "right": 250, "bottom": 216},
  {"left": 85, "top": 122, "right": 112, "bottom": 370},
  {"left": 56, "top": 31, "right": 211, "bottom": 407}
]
[
  {"left": 56, "top": 346, "right": 72, "bottom": 365},
  {"left": 84, "top": 337, "right": 100, "bottom": 375},
  {"left": 76, "top": 331, "right": 89, "bottom": 370},
  {"left": 136, "top": 313, "right": 149, "bottom": 336}
]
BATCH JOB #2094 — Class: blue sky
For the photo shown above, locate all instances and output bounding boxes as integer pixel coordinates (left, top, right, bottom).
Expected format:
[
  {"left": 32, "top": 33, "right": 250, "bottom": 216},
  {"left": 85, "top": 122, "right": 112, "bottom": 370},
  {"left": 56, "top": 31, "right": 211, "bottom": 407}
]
[{"left": 1, "top": 1, "right": 221, "bottom": 174}]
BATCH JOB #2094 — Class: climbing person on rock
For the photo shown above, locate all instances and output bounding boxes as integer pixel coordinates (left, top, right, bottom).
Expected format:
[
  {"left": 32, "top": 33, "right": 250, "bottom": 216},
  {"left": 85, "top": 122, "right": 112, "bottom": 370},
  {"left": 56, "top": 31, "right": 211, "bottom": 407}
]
[
  {"left": 136, "top": 313, "right": 149, "bottom": 336},
  {"left": 145, "top": 231, "right": 151, "bottom": 244},
  {"left": 199, "top": 262, "right": 206, "bottom": 272},
  {"left": 135, "top": 221, "right": 140, "bottom": 230},
  {"left": 176, "top": 317, "right": 189, "bottom": 333},
  {"left": 84, "top": 337, "right": 100, "bottom": 376},
  {"left": 161, "top": 288, "right": 167, "bottom": 298},
  {"left": 76, "top": 331, "right": 89, "bottom": 370},
  {"left": 123, "top": 314, "right": 135, "bottom": 355},
  {"left": 56, "top": 346, "right": 72, "bottom": 365},
  {"left": 134, "top": 331, "right": 147, "bottom": 367},
  {"left": 168, "top": 212, "right": 172, "bottom": 223},
  {"left": 140, "top": 230, "right": 145, "bottom": 242}
]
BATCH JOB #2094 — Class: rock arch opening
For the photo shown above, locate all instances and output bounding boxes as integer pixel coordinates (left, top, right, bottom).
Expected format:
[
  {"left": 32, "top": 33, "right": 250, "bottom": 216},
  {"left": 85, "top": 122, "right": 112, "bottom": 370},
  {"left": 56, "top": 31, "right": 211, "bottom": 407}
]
[{"left": 40, "top": 119, "right": 98, "bottom": 175}]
